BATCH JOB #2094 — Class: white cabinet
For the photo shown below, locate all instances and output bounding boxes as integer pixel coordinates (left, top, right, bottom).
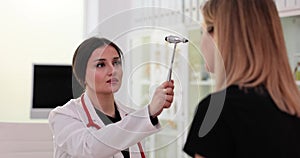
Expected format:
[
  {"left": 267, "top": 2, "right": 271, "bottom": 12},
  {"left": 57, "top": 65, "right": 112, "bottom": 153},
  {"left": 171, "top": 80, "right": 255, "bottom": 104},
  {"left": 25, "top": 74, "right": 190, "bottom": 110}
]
[
  {"left": 274, "top": 0, "right": 300, "bottom": 17},
  {"left": 125, "top": 26, "right": 217, "bottom": 158},
  {"left": 126, "top": 27, "right": 190, "bottom": 158},
  {"left": 280, "top": 15, "right": 300, "bottom": 86}
]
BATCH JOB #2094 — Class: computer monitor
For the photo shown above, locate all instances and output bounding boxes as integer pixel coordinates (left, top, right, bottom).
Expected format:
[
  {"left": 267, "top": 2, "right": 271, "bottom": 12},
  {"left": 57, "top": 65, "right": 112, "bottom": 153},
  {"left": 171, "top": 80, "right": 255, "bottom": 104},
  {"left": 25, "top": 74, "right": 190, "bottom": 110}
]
[{"left": 31, "top": 64, "right": 83, "bottom": 119}]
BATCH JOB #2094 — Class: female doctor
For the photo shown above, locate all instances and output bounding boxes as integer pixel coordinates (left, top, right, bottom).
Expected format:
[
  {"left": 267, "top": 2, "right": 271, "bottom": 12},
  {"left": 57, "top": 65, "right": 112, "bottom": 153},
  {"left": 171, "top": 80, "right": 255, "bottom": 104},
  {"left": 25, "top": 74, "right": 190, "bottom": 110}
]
[{"left": 48, "top": 37, "right": 175, "bottom": 158}]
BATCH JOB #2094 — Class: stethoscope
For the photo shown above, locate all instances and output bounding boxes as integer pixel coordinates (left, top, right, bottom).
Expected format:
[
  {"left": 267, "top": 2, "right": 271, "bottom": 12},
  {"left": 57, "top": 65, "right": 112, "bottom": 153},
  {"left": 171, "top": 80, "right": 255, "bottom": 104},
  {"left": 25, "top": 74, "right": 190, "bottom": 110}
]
[{"left": 81, "top": 94, "right": 146, "bottom": 158}]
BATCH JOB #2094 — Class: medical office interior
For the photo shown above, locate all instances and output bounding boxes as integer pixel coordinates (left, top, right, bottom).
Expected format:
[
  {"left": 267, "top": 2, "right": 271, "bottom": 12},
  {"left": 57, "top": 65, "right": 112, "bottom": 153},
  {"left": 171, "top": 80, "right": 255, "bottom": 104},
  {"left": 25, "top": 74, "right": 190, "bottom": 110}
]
[{"left": 1, "top": 0, "right": 300, "bottom": 157}]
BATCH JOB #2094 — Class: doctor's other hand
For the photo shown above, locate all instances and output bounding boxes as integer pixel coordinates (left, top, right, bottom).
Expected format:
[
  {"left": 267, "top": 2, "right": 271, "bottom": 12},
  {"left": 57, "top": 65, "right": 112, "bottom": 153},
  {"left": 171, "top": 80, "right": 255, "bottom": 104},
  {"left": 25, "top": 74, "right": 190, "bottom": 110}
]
[{"left": 149, "top": 80, "right": 175, "bottom": 117}]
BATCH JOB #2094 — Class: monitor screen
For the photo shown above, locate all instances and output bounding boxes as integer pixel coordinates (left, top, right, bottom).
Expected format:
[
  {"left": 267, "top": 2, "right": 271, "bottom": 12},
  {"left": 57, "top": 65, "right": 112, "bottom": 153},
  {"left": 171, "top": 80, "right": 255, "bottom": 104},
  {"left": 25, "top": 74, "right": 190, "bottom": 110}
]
[{"left": 31, "top": 64, "right": 83, "bottom": 119}]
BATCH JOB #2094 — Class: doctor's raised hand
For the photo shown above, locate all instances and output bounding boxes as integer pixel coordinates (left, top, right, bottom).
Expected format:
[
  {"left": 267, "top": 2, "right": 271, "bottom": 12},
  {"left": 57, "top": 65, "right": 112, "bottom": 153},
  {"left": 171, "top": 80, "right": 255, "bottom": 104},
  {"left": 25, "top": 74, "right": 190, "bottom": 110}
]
[
  {"left": 149, "top": 80, "right": 174, "bottom": 117},
  {"left": 48, "top": 37, "right": 174, "bottom": 158}
]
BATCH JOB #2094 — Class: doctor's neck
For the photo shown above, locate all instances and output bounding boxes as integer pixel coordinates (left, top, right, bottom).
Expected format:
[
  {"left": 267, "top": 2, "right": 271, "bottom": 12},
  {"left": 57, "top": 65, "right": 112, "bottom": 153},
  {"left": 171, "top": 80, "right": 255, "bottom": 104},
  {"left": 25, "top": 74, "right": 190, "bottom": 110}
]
[{"left": 86, "top": 90, "right": 116, "bottom": 118}]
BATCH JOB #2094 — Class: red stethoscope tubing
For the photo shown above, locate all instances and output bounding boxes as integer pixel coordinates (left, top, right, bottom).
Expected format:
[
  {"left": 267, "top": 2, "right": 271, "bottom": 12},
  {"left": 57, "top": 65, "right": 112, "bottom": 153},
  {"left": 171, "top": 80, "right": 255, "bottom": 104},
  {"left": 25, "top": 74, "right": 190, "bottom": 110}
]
[{"left": 81, "top": 94, "right": 146, "bottom": 158}]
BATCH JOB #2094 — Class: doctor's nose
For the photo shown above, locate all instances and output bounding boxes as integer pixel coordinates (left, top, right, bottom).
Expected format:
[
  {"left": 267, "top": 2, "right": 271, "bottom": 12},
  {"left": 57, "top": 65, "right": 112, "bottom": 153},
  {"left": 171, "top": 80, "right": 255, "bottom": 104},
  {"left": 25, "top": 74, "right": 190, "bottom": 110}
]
[{"left": 107, "top": 64, "right": 116, "bottom": 76}]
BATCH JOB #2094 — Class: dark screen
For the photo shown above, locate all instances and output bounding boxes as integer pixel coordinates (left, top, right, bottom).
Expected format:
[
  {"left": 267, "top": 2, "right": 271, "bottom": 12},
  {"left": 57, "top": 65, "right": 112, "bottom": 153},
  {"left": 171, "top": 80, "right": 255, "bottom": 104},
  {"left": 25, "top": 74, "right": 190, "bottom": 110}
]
[{"left": 32, "top": 65, "right": 83, "bottom": 108}]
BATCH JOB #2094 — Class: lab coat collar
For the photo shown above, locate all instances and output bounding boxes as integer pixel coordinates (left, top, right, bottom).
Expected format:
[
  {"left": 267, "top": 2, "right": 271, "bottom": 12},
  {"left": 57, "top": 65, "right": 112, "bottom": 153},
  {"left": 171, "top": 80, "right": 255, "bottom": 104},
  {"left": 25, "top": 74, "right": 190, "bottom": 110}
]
[{"left": 81, "top": 92, "right": 135, "bottom": 128}]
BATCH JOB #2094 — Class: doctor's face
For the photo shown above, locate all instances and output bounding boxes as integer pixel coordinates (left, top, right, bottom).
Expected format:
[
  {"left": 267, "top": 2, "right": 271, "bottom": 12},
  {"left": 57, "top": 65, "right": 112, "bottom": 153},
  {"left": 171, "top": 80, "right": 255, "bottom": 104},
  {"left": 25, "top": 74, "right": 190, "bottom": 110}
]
[{"left": 85, "top": 45, "right": 123, "bottom": 94}]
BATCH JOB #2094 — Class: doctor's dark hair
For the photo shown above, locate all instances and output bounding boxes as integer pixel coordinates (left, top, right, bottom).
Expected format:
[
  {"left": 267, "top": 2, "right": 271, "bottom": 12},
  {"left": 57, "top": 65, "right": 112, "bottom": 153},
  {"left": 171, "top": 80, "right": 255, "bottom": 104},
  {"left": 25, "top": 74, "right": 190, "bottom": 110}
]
[{"left": 72, "top": 37, "right": 123, "bottom": 88}]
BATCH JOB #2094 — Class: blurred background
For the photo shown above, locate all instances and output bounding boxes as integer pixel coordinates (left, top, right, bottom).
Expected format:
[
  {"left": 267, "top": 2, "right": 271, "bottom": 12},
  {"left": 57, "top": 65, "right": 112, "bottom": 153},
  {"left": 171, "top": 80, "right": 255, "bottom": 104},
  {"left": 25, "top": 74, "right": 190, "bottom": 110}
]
[{"left": 0, "top": 0, "right": 300, "bottom": 157}]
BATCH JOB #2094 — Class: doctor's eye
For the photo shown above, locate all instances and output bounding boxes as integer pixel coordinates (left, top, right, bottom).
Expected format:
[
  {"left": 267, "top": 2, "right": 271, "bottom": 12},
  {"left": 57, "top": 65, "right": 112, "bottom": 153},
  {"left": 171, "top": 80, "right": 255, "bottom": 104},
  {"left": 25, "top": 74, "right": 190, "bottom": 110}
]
[
  {"left": 96, "top": 62, "right": 105, "bottom": 68},
  {"left": 113, "top": 60, "right": 122, "bottom": 66}
]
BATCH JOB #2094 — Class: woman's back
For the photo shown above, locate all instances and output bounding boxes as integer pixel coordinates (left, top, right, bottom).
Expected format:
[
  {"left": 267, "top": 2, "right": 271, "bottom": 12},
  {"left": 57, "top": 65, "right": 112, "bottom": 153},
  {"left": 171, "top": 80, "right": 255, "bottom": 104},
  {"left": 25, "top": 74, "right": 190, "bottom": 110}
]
[
  {"left": 184, "top": 85, "right": 300, "bottom": 158},
  {"left": 225, "top": 85, "right": 300, "bottom": 157}
]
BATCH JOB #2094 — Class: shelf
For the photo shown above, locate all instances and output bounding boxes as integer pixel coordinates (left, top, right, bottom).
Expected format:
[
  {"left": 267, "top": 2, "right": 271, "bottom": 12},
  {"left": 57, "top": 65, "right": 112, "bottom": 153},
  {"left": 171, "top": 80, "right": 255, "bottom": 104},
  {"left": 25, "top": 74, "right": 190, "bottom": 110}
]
[
  {"left": 140, "top": 80, "right": 151, "bottom": 85},
  {"left": 293, "top": 53, "right": 300, "bottom": 57},
  {"left": 156, "top": 127, "right": 178, "bottom": 137},
  {"left": 279, "top": 8, "right": 300, "bottom": 17},
  {"left": 190, "top": 79, "right": 215, "bottom": 86},
  {"left": 276, "top": 0, "right": 300, "bottom": 17}
]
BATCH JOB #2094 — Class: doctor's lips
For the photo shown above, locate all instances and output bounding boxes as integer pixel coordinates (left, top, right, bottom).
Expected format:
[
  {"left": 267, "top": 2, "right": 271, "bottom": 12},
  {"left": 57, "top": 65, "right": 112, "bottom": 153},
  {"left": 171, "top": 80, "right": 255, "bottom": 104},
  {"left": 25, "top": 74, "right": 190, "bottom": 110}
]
[{"left": 107, "top": 78, "right": 119, "bottom": 84}]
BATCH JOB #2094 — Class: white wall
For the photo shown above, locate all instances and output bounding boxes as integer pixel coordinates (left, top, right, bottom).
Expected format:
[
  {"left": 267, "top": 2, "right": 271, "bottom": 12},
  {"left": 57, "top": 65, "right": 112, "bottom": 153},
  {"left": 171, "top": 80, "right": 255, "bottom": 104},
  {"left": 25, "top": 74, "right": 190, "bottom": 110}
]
[{"left": 0, "top": 0, "right": 83, "bottom": 122}]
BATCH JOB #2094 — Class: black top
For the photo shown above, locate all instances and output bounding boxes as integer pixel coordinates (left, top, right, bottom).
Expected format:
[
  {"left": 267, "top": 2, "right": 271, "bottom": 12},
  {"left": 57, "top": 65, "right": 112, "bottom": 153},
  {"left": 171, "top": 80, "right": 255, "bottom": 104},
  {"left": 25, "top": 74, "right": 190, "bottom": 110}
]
[
  {"left": 95, "top": 104, "right": 159, "bottom": 158},
  {"left": 183, "top": 85, "right": 300, "bottom": 158},
  {"left": 95, "top": 106, "right": 130, "bottom": 158}
]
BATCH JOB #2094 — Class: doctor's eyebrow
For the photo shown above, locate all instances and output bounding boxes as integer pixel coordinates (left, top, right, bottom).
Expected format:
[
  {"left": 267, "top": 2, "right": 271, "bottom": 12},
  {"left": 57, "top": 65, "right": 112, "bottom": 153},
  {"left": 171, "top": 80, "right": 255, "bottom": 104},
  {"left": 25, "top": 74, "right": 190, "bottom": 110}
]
[{"left": 93, "top": 57, "right": 120, "bottom": 62}]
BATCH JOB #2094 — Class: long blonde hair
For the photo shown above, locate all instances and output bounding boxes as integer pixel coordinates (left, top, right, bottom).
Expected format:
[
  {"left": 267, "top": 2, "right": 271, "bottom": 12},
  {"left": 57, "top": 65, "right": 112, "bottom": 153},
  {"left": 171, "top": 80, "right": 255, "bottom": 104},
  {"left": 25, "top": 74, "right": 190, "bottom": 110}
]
[{"left": 202, "top": 0, "right": 300, "bottom": 117}]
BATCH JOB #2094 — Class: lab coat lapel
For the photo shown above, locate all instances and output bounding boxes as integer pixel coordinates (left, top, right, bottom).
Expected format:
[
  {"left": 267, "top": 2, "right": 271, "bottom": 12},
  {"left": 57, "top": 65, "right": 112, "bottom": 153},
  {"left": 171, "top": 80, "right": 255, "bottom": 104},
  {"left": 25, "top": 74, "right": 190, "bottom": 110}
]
[
  {"left": 115, "top": 99, "right": 134, "bottom": 119},
  {"left": 78, "top": 94, "right": 144, "bottom": 158},
  {"left": 79, "top": 92, "right": 106, "bottom": 128},
  {"left": 115, "top": 100, "right": 145, "bottom": 158}
]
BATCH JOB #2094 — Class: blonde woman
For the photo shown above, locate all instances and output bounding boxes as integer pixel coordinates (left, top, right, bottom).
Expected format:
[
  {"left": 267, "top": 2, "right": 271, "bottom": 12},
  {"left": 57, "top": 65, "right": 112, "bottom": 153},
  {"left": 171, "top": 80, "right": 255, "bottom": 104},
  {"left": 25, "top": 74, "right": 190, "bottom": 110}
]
[{"left": 184, "top": 0, "right": 300, "bottom": 157}]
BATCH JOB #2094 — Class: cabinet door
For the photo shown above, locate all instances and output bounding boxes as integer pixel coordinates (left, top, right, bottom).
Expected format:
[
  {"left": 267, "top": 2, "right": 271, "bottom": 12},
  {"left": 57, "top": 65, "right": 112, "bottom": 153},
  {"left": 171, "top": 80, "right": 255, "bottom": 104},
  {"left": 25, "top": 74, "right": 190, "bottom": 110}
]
[
  {"left": 127, "top": 28, "right": 189, "bottom": 158},
  {"left": 286, "top": 0, "right": 297, "bottom": 9},
  {"left": 274, "top": 0, "right": 283, "bottom": 10},
  {"left": 275, "top": 0, "right": 300, "bottom": 17},
  {"left": 281, "top": 15, "right": 300, "bottom": 88}
]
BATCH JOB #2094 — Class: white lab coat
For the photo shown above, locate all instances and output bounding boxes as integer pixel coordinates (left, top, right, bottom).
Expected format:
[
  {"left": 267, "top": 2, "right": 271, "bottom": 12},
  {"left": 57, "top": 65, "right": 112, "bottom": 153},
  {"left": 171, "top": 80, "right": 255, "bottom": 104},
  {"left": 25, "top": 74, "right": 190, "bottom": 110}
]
[{"left": 48, "top": 92, "right": 161, "bottom": 158}]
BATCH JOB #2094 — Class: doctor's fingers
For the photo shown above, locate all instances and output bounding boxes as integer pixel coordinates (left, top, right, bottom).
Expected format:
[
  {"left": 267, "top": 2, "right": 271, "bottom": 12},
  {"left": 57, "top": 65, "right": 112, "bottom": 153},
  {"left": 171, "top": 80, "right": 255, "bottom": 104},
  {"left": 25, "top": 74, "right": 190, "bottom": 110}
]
[
  {"left": 161, "top": 80, "right": 175, "bottom": 89},
  {"left": 163, "top": 87, "right": 174, "bottom": 95},
  {"left": 163, "top": 95, "right": 174, "bottom": 108},
  {"left": 166, "top": 95, "right": 174, "bottom": 103}
]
